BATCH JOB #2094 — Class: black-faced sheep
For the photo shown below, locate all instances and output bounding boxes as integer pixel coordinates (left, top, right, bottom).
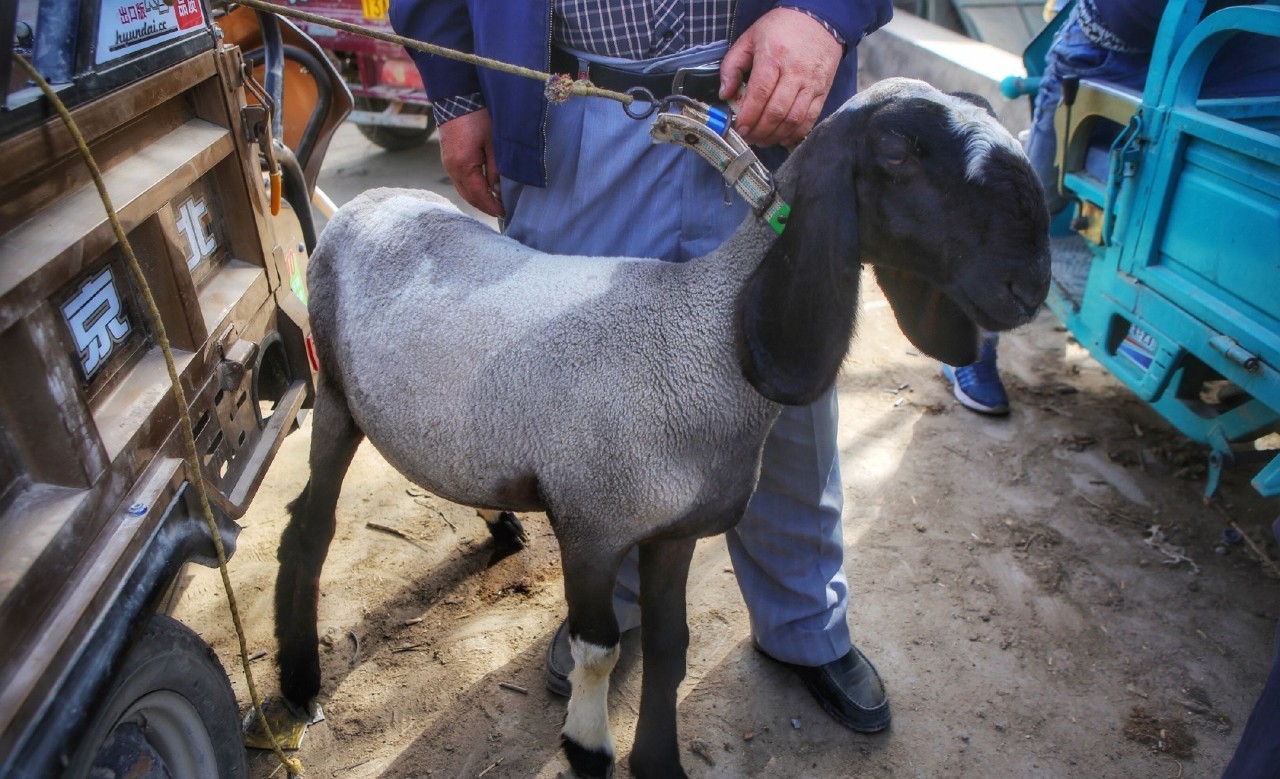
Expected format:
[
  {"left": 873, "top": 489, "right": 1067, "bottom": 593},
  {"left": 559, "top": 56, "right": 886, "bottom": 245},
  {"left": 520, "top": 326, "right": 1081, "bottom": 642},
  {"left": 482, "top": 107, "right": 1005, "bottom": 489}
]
[{"left": 274, "top": 77, "right": 1051, "bottom": 779}]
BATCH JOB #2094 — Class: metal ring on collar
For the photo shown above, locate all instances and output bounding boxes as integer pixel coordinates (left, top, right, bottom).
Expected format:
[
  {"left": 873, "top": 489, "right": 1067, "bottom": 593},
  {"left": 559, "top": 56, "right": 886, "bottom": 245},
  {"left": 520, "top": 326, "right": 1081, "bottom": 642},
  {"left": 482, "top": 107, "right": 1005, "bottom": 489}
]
[{"left": 623, "top": 86, "right": 659, "bottom": 119}]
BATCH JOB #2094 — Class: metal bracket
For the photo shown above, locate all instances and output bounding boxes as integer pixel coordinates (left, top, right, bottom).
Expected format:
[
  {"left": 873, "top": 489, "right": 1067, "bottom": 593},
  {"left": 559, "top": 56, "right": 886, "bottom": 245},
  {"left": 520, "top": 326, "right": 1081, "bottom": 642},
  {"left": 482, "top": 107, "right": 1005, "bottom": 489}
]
[
  {"left": 218, "top": 338, "right": 259, "bottom": 392},
  {"left": 241, "top": 103, "right": 270, "bottom": 147},
  {"left": 1102, "top": 114, "right": 1144, "bottom": 245},
  {"left": 1204, "top": 425, "right": 1234, "bottom": 500}
]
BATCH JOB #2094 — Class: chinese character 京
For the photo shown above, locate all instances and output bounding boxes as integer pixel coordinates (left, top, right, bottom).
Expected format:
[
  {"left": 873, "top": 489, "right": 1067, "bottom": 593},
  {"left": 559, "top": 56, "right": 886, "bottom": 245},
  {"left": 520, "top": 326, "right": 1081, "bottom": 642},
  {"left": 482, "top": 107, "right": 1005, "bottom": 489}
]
[{"left": 62, "top": 267, "right": 133, "bottom": 378}]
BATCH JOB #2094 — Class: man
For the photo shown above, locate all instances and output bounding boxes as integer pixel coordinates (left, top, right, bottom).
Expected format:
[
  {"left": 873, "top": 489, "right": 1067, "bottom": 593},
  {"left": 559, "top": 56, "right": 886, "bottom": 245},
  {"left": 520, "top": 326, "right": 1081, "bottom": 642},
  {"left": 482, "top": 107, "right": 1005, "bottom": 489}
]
[{"left": 389, "top": 0, "right": 894, "bottom": 733}]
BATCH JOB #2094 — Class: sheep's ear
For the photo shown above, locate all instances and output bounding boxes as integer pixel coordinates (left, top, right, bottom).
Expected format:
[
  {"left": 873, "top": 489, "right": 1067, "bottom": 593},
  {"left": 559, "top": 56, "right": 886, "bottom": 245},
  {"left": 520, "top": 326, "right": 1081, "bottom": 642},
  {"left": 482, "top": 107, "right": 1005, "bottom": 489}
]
[
  {"left": 738, "top": 140, "right": 861, "bottom": 405},
  {"left": 948, "top": 91, "right": 997, "bottom": 116},
  {"left": 874, "top": 266, "right": 979, "bottom": 365}
]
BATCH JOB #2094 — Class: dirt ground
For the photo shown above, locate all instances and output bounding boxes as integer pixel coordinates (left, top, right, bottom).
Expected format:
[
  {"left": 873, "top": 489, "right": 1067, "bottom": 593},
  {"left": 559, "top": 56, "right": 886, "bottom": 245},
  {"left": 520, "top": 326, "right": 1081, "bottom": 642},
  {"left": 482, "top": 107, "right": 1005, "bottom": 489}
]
[{"left": 174, "top": 125, "right": 1280, "bottom": 778}]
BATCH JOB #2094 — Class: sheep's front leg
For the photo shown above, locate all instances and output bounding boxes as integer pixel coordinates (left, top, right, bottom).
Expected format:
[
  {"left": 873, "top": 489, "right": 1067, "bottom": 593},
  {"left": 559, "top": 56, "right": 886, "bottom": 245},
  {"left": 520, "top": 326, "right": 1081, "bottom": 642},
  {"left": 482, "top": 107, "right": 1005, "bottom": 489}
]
[
  {"left": 559, "top": 550, "right": 626, "bottom": 778},
  {"left": 630, "top": 537, "right": 696, "bottom": 779},
  {"left": 275, "top": 377, "right": 363, "bottom": 710}
]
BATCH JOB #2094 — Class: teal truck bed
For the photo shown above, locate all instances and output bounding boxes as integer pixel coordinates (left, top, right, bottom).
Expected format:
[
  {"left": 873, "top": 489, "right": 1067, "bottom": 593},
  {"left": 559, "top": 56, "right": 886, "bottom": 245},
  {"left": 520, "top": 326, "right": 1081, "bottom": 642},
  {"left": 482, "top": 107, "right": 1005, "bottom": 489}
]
[{"left": 1045, "top": 0, "right": 1280, "bottom": 497}]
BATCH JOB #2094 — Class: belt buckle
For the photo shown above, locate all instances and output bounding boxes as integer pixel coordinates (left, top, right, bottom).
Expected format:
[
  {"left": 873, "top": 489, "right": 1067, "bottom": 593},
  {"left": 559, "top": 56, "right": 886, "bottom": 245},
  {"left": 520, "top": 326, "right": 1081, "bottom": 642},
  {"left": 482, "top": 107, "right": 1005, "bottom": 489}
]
[{"left": 671, "top": 62, "right": 720, "bottom": 100}]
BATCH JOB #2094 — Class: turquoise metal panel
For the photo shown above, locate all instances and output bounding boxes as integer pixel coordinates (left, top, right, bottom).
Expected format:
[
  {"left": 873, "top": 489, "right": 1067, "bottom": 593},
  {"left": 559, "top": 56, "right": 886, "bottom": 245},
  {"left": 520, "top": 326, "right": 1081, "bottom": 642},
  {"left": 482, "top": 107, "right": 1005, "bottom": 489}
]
[{"left": 1046, "top": 0, "right": 1280, "bottom": 496}]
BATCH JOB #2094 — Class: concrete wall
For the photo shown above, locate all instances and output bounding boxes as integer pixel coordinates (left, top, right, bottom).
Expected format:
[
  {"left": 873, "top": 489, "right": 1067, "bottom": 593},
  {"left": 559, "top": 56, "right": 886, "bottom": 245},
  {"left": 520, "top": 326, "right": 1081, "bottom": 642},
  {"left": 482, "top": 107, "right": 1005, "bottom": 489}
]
[{"left": 859, "top": 13, "right": 1033, "bottom": 134}]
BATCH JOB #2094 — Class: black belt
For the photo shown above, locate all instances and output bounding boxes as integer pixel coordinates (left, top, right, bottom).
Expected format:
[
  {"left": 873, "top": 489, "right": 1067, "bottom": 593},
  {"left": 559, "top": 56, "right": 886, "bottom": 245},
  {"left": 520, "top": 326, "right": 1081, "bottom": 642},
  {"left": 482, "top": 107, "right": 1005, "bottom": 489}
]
[{"left": 550, "top": 47, "right": 723, "bottom": 104}]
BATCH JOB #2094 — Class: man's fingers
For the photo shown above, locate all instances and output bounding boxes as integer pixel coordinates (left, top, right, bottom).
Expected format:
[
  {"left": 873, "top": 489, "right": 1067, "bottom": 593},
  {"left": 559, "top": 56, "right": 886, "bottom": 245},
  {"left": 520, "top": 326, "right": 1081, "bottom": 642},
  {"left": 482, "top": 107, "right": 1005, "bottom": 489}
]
[
  {"left": 476, "top": 139, "right": 503, "bottom": 217},
  {"left": 742, "top": 76, "right": 801, "bottom": 146},
  {"left": 721, "top": 8, "right": 844, "bottom": 146},
  {"left": 749, "top": 87, "right": 824, "bottom": 147},
  {"left": 733, "top": 59, "right": 780, "bottom": 139},
  {"left": 438, "top": 108, "right": 504, "bottom": 218},
  {"left": 442, "top": 157, "right": 503, "bottom": 217},
  {"left": 719, "top": 37, "right": 753, "bottom": 101},
  {"left": 798, "top": 96, "right": 824, "bottom": 145},
  {"left": 484, "top": 141, "right": 500, "bottom": 194},
  {"left": 456, "top": 170, "right": 503, "bottom": 218}
]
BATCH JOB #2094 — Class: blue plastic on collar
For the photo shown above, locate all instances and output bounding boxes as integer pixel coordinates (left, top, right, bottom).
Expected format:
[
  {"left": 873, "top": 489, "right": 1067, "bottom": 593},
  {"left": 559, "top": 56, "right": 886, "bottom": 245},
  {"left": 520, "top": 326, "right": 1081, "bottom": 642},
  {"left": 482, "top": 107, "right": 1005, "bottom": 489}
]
[{"left": 706, "top": 106, "right": 729, "bottom": 136}]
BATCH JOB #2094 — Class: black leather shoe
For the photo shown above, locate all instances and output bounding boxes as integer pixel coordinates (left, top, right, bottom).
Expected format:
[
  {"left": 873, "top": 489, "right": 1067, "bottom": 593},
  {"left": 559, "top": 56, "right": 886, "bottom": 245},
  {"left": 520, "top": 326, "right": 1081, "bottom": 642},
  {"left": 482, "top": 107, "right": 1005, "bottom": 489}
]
[
  {"left": 756, "top": 642, "right": 891, "bottom": 733},
  {"left": 546, "top": 619, "right": 574, "bottom": 697}
]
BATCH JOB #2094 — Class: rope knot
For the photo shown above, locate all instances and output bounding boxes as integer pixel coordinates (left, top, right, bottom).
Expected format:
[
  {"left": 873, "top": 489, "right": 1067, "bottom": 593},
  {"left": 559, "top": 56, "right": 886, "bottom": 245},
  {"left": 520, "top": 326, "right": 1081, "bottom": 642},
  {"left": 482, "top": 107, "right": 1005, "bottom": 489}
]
[{"left": 544, "top": 73, "right": 576, "bottom": 104}]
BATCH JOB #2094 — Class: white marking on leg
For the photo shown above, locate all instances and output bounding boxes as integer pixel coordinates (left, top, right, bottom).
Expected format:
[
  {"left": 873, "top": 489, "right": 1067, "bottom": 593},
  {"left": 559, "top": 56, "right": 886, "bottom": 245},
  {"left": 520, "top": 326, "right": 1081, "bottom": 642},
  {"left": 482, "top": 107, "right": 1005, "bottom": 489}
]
[{"left": 563, "top": 637, "right": 620, "bottom": 756}]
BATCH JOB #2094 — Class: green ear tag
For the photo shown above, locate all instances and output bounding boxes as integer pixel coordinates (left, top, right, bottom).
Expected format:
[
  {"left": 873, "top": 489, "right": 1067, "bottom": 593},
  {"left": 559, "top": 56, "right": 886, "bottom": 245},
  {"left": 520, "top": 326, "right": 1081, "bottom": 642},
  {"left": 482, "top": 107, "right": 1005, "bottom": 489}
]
[{"left": 767, "top": 202, "right": 791, "bottom": 235}]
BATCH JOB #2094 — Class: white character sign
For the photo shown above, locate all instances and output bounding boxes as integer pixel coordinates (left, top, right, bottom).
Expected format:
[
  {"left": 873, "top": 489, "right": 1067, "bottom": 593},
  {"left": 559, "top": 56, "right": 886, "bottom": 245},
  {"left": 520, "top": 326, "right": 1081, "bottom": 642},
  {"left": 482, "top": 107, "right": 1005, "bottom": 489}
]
[
  {"left": 62, "top": 267, "right": 133, "bottom": 379},
  {"left": 175, "top": 195, "right": 218, "bottom": 269}
]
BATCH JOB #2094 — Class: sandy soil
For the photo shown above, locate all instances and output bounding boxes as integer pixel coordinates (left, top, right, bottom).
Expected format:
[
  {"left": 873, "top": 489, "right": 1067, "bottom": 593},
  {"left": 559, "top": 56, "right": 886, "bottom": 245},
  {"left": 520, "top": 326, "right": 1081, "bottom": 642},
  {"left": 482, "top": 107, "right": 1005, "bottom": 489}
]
[{"left": 174, "top": 126, "right": 1280, "bottom": 779}]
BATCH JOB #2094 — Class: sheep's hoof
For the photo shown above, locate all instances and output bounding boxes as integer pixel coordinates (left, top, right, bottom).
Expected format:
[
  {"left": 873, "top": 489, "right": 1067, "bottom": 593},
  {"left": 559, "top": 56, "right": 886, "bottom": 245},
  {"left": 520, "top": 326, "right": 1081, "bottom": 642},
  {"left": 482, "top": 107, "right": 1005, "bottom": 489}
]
[
  {"left": 243, "top": 696, "right": 322, "bottom": 750},
  {"left": 561, "top": 734, "right": 614, "bottom": 778},
  {"left": 487, "top": 511, "right": 528, "bottom": 550}
]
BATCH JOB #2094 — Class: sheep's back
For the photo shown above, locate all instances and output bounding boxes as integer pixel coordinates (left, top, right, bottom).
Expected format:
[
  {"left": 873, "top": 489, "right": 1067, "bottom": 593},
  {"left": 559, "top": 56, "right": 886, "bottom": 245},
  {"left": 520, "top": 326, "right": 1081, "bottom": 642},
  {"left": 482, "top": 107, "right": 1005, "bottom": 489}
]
[{"left": 310, "top": 188, "right": 777, "bottom": 528}]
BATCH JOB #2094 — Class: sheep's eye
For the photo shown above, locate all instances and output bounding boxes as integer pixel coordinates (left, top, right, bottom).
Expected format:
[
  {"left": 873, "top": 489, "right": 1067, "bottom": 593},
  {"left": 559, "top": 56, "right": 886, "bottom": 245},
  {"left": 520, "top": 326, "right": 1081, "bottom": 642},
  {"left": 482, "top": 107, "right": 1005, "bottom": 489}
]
[{"left": 880, "top": 131, "right": 914, "bottom": 167}]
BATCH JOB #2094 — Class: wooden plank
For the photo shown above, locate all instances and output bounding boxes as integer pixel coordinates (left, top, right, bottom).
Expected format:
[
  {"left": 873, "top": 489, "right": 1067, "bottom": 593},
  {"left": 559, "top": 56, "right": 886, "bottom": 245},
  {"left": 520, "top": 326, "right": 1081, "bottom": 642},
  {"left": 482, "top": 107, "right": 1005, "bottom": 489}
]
[
  {"left": 0, "top": 458, "right": 181, "bottom": 744},
  {"left": 0, "top": 119, "right": 234, "bottom": 335},
  {"left": 0, "top": 98, "right": 193, "bottom": 235},
  {"left": 0, "top": 54, "right": 217, "bottom": 191}
]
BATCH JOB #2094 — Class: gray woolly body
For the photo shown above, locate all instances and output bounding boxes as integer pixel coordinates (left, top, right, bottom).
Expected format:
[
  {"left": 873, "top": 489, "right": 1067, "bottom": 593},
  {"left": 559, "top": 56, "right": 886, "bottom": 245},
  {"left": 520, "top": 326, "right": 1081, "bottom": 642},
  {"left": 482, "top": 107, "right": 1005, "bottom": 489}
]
[{"left": 309, "top": 188, "right": 781, "bottom": 546}]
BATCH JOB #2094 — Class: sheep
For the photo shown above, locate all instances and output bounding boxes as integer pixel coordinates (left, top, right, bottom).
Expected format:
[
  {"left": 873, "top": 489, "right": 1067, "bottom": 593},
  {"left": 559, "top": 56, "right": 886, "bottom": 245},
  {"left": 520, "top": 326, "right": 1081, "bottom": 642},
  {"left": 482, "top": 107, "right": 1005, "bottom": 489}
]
[{"left": 274, "top": 77, "right": 1051, "bottom": 779}]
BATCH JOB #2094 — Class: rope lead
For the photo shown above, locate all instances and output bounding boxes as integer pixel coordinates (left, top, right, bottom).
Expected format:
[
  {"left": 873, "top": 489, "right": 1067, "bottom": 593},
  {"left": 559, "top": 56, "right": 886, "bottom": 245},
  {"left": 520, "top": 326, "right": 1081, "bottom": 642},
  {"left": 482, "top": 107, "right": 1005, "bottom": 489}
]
[
  {"left": 544, "top": 73, "right": 578, "bottom": 105},
  {"left": 225, "top": 0, "right": 636, "bottom": 107}
]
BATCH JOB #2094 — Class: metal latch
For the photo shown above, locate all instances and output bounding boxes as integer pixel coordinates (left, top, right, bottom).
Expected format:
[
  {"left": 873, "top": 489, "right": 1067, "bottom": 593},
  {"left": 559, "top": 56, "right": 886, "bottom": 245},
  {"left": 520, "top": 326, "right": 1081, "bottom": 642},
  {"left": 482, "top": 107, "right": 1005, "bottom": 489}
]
[
  {"left": 239, "top": 63, "right": 282, "bottom": 215},
  {"left": 219, "top": 338, "right": 259, "bottom": 392},
  {"left": 241, "top": 103, "right": 270, "bottom": 148}
]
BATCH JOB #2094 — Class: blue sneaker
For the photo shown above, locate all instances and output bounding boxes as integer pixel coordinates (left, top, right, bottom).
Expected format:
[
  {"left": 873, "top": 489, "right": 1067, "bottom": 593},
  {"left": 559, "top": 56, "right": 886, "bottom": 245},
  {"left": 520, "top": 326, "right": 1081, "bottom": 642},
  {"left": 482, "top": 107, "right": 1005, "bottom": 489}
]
[{"left": 942, "top": 336, "right": 1010, "bottom": 416}]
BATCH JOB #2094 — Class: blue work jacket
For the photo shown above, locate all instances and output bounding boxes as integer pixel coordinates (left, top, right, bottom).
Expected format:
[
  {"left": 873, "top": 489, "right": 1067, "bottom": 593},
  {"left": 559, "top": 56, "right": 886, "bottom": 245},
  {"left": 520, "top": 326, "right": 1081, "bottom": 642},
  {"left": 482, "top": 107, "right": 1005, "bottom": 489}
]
[{"left": 389, "top": 0, "right": 893, "bottom": 186}]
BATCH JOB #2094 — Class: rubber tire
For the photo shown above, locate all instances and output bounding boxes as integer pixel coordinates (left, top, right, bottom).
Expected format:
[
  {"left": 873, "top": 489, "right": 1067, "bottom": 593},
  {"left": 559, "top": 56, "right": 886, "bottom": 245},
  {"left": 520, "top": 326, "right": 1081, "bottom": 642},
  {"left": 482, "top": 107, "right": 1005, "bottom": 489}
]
[
  {"left": 62, "top": 615, "right": 247, "bottom": 779},
  {"left": 354, "top": 97, "right": 436, "bottom": 151}
]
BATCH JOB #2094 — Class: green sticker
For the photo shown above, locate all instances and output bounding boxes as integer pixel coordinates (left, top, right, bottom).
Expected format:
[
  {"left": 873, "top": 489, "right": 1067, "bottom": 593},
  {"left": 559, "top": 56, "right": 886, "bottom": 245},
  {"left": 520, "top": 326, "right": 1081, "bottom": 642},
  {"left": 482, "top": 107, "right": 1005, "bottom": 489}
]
[
  {"left": 287, "top": 249, "right": 308, "bottom": 306},
  {"left": 767, "top": 202, "right": 791, "bottom": 235},
  {"left": 291, "top": 273, "right": 308, "bottom": 307}
]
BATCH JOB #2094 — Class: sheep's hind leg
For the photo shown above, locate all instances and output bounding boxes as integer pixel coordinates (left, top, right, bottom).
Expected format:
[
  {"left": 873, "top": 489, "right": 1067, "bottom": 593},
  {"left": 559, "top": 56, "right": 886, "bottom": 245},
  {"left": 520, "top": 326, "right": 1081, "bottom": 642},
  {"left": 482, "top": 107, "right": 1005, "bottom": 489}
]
[
  {"left": 477, "top": 508, "right": 528, "bottom": 550},
  {"left": 275, "top": 377, "right": 363, "bottom": 711},
  {"left": 629, "top": 537, "right": 696, "bottom": 779},
  {"left": 559, "top": 549, "right": 627, "bottom": 778}
]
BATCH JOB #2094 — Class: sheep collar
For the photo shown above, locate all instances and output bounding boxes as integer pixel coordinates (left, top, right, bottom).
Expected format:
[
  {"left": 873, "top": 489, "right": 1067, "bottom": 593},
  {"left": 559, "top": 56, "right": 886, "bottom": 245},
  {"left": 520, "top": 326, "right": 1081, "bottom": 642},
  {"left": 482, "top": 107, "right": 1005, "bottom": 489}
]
[{"left": 649, "top": 101, "right": 791, "bottom": 235}]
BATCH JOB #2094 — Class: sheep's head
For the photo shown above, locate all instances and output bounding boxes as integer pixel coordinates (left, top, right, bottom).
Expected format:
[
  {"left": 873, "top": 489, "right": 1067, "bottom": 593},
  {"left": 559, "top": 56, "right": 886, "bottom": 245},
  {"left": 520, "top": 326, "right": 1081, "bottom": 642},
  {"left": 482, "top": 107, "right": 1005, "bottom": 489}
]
[{"left": 740, "top": 78, "right": 1051, "bottom": 404}]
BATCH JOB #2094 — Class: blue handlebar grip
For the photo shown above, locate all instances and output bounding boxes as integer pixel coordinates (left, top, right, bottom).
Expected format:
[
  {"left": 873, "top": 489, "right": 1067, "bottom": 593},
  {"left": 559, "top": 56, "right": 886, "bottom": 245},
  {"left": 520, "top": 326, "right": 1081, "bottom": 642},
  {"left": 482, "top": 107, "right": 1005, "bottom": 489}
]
[{"left": 1000, "top": 75, "right": 1042, "bottom": 99}]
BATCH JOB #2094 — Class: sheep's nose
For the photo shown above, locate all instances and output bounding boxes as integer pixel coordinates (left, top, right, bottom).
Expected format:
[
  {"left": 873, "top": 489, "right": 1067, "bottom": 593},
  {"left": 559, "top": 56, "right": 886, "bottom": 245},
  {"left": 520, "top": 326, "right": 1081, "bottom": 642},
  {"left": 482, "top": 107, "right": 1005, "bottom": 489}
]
[{"left": 1007, "top": 260, "right": 1051, "bottom": 312}]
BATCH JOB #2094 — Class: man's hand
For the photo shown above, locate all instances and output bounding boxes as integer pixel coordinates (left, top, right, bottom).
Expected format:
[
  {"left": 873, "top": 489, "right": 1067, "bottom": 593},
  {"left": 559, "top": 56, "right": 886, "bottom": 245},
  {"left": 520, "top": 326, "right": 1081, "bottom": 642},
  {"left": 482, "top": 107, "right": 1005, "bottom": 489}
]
[
  {"left": 438, "top": 108, "right": 504, "bottom": 217},
  {"left": 719, "top": 8, "right": 843, "bottom": 148}
]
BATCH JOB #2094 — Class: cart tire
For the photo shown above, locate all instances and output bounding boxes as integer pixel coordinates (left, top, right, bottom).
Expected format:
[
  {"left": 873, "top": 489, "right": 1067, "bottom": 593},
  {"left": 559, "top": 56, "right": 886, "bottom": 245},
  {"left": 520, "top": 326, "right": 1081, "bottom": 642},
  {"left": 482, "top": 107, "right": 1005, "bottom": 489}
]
[
  {"left": 354, "top": 97, "right": 436, "bottom": 151},
  {"left": 63, "top": 615, "right": 247, "bottom": 779}
]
